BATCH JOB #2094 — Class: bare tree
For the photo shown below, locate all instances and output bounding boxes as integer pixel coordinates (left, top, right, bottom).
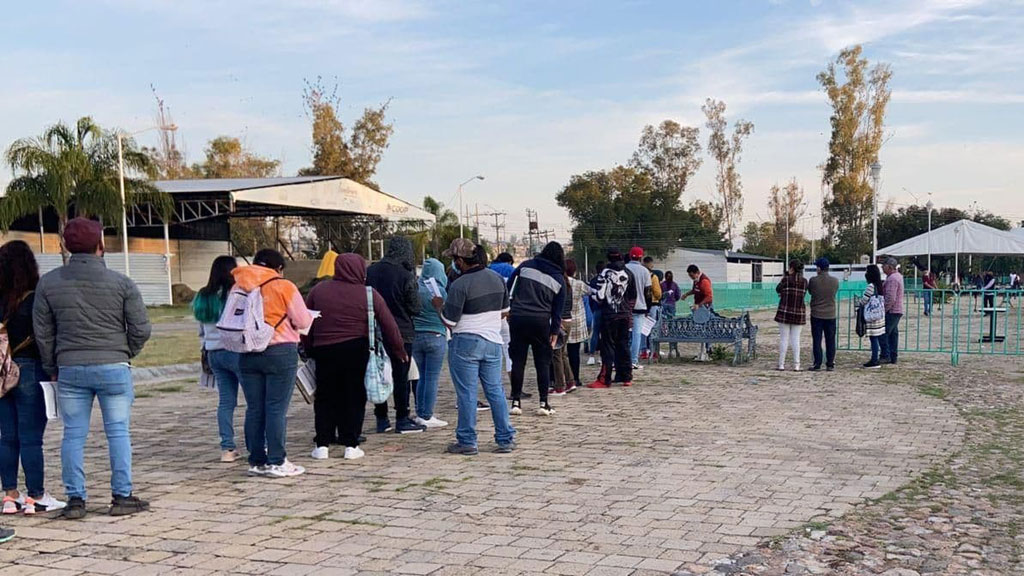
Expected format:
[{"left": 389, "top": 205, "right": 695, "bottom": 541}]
[{"left": 702, "top": 98, "right": 754, "bottom": 248}]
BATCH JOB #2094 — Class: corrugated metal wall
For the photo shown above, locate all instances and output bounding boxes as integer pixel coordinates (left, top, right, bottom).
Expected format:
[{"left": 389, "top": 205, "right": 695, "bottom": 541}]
[{"left": 36, "top": 253, "right": 172, "bottom": 306}]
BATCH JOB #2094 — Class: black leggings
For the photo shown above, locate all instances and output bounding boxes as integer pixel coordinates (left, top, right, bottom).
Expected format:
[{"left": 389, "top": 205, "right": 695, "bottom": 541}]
[
  {"left": 509, "top": 315, "right": 553, "bottom": 403},
  {"left": 567, "top": 342, "right": 581, "bottom": 385},
  {"left": 312, "top": 339, "right": 369, "bottom": 448}
]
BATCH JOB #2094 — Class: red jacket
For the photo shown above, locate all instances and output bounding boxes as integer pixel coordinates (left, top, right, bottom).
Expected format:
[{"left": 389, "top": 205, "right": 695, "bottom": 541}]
[{"left": 303, "top": 253, "right": 405, "bottom": 358}]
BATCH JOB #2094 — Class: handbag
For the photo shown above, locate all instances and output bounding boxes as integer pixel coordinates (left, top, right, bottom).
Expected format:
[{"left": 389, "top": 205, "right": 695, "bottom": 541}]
[
  {"left": 296, "top": 359, "right": 316, "bottom": 404},
  {"left": 864, "top": 294, "right": 885, "bottom": 323},
  {"left": 199, "top": 348, "right": 217, "bottom": 389},
  {"left": 0, "top": 292, "right": 35, "bottom": 398},
  {"left": 364, "top": 287, "right": 393, "bottom": 405},
  {"left": 855, "top": 306, "right": 867, "bottom": 338}
]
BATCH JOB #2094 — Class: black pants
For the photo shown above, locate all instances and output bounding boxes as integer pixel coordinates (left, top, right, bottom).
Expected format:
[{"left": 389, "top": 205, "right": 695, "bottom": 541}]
[
  {"left": 567, "top": 342, "right": 581, "bottom": 385},
  {"left": 599, "top": 316, "right": 632, "bottom": 383},
  {"left": 312, "top": 339, "right": 370, "bottom": 448},
  {"left": 810, "top": 317, "right": 837, "bottom": 368},
  {"left": 374, "top": 342, "right": 413, "bottom": 421},
  {"left": 509, "top": 315, "right": 553, "bottom": 403}
]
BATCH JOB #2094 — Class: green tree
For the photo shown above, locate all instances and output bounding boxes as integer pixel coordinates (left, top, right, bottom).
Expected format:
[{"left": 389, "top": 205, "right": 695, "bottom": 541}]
[
  {"left": 702, "top": 98, "right": 754, "bottom": 248},
  {"left": 768, "top": 179, "right": 806, "bottom": 245},
  {"left": 193, "top": 136, "right": 280, "bottom": 179},
  {"left": 298, "top": 77, "right": 396, "bottom": 254},
  {"left": 1, "top": 117, "right": 169, "bottom": 260},
  {"left": 422, "top": 196, "right": 459, "bottom": 257},
  {"left": 629, "top": 120, "right": 702, "bottom": 196},
  {"left": 818, "top": 45, "right": 892, "bottom": 262}
]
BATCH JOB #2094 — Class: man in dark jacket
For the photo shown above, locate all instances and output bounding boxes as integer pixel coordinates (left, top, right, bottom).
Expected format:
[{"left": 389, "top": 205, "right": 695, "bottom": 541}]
[
  {"left": 366, "top": 236, "right": 425, "bottom": 434},
  {"left": 33, "top": 218, "right": 152, "bottom": 520},
  {"left": 587, "top": 248, "right": 637, "bottom": 388},
  {"left": 506, "top": 241, "right": 565, "bottom": 416}
]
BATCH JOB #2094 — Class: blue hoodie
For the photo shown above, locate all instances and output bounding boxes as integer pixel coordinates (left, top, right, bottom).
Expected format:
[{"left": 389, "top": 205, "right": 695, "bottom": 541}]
[
  {"left": 414, "top": 258, "right": 449, "bottom": 335},
  {"left": 488, "top": 262, "right": 515, "bottom": 281}
]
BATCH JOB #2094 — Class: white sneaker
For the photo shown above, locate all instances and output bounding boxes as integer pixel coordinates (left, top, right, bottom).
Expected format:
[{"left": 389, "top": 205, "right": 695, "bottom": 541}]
[
  {"left": 414, "top": 416, "right": 449, "bottom": 428},
  {"left": 793, "top": 366, "right": 802, "bottom": 372},
  {"left": 343, "top": 446, "right": 365, "bottom": 460},
  {"left": 510, "top": 400, "right": 522, "bottom": 415},
  {"left": 586, "top": 356, "right": 596, "bottom": 366},
  {"left": 536, "top": 403, "right": 555, "bottom": 416},
  {"left": 32, "top": 493, "right": 66, "bottom": 513},
  {"left": 265, "top": 460, "right": 305, "bottom": 478},
  {"left": 632, "top": 363, "right": 644, "bottom": 371},
  {"left": 248, "top": 465, "right": 270, "bottom": 476},
  {"left": 311, "top": 446, "right": 329, "bottom": 460}
]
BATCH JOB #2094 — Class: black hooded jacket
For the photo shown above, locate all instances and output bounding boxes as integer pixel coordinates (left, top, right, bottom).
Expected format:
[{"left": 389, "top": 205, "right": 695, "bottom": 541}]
[{"left": 366, "top": 237, "right": 421, "bottom": 343}]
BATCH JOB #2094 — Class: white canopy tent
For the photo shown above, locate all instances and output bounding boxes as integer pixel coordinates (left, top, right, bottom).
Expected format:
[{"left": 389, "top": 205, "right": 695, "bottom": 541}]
[{"left": 880, "top": 219, "right": 1024, "bottom": 282}]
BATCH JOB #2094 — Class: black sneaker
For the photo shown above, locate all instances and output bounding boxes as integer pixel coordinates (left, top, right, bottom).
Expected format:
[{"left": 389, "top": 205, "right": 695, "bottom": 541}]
[
  {"left": 395, "top": 418, "right": 426, "bottom": 434},
  {"left": 446, "top": 443, "right": 479, "bottom": 456},
  {"left": 110, "top": 494, "right": 149, "bottom": 517},
  {"left": 476, "top": 400, "right": 489, "bottom": 412},
  {"left": 521, "top": 391, "right": 533, "bottom": 399},
  {"left": 0, "top": 527, "right": 13, "bottom": 543},
  {"left": 808, "top": 365, "right": 821, "bottom": 372},
  {"left": 62, "top": 497, "right": 86, "bottom": 520},
  {"left": 357, "top": 435, "right": 367, "bottom": 444},
  {"left": 376, "top": 417, "right": 393, "bottom": 433},
  {"left": 863, "top": 361, "right": 881, "bottom": 369},
  {"left": 493, "top": 442, "right": 517, "bottom": 454},
  {"left": 826, "top": 365, "right": 835, "bottom": 372}
]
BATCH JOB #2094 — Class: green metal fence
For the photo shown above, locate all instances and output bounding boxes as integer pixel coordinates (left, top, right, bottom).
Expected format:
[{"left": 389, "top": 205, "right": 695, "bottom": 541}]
[
  {"left": 714, "top": 281, "right": 868, "bottom": 311},
  {"left": 836, "top": 287, "right": 1024, "bottom": 365}
]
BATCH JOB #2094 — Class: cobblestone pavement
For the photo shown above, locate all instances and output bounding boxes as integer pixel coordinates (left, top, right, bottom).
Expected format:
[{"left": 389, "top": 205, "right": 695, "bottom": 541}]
[{"left": 0, "top": 325, "right": 964, "bottom": 575}]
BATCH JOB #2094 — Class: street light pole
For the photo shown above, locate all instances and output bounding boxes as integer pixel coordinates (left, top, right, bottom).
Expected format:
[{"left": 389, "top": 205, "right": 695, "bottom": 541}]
[
  {"left": 926, "top": 199, "right": 934, "bottom": 273},
  {"left": 458, "top": 175, "right": 485, "bottom": 239},
  {"left": 870, "top": 162, "right": 882, "bottom": 263},
  {"left": 116, "top": 133, "right": 131, "bottom": 276}
]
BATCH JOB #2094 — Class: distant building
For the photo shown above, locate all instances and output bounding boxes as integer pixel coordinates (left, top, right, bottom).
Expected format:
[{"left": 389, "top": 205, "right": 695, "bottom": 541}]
[{"left": 654, "top": 248, "right": 783, "bottom": 284}]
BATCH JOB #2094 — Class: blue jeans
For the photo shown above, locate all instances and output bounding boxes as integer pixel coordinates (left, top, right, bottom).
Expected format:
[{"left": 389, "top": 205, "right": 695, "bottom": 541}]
[
  {"left": 239, "top": 344, "right": 298, "bottom": 467},
  {"left": 869, "top": 335, "right": 882, "bottom": 363},
  {"left": 630, "top": 312, "right": 645, "bottom": 364},
  {"left": 412, "top": 332, "right": 447, "bottom": 421},
  {"left": 58, "top": 363, "right": 134, "bottom": 500},
  {"left": 882, "top": 313, "right": 902, "bottom": 363},
  {"left": 923, "top": 290, "right": 933, "bottom": 315},
  {"left": 448, "top": 334, "right": 514, "bottom": 447},
  {"left": 589, "top": 308, "right": 602, "bottom": 354},
  {"left": 208, "top": 349, "right": 242, "bottom": 451},
  {"left": 0, "top": 358, "right": 48, "bottom": 497}
]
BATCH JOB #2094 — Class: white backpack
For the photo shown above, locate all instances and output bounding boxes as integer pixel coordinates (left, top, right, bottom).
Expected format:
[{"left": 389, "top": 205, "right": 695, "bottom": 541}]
[{"left": 216, "top": 278, "right": 284, "bottom": 353}]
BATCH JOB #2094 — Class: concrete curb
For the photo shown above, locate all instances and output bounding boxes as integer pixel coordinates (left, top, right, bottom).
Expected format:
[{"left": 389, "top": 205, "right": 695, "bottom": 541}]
[{"left": 133, "top": 362, "right": 200, "bottom": 385}]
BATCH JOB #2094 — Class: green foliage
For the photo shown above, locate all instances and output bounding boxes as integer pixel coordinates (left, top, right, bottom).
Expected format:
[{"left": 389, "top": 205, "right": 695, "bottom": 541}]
[
  {"left": 2, "top": 116, "right": 170, "bottom": 259},
  {"left": 818, "top": 45, "right": 892, "bottom": 261},
  {"left": 422, "top": 196, "right": 460, "bottom": 258},
  {"left": 192, "top": 136, "right": 280, "bottom": 179}
]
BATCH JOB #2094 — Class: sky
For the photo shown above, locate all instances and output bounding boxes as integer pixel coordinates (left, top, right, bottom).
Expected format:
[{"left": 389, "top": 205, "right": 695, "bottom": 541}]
[{"left": 2, "top": 0, "right": 1023, "bottom": 244}]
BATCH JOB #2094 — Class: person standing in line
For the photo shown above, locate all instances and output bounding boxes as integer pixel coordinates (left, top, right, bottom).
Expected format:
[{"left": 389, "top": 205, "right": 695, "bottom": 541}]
[
  {"left": 775, "top": 259, "right": 808, "bottom": 371},
  {"left": 981, "top": 271, "right": 996, "bottom": 312},
  {"left": 681, "top": 264, "right": 714, "bottom": 360},
  {"left": 550, "top": 267, "right": 574, "bottom": 396},
  {"left": 587, "top": 248, "right": 637, "bottom": 388},
  {"left": 922, "top": 268, "right": 938, "bottom": 316},
  {"left": 192, "top": 256, "right": 245, "bottom": 463},
  {"left": 881, "top": 257, "right": 904, "bottom": 365},
  {"left": 860, "top": 265, "right": 887, "bottom": 368},
  {"left": 231, "top": 249, "right": 313, "bottom": 478},
  {"left": 625, "top": 247, "right": 652, "bottom": 369},
  {"left": 366, "top": 237, "right": 426, "bottom": 434},
  {"left": 304, "top": 253, "right": 406, "bottom": 460},
  {"left": 639, "top": 256, "right": 662, "bottom": 361},
  {"left": 659, "top": 271, "right": 681, "bottom": 358},
  {"left": 0, "top": 241, "right": 65, "bottom": 515},
  {"left": 411, "top": 258, "right": 450, "bottom": 429},
  {"left": 488, "top": 252, "right": 524, "bottom": 403},
  {"left": 807, "top": 258, "right": 839, "bottom": 372},
  {"left": 563, "top": 259, "right": 590, "bottom": 392},
  {"left": 33, "top": 219, "right": 150, "bottom": 518},
  {"left": 434, "top": 241, "right": 515, "bottom": 455},
  {"left": 586, "top": 261, "right": 605, "bottom": 366},
  {"left": 506, "top": 242, "right": 566, "bottom": 416}
]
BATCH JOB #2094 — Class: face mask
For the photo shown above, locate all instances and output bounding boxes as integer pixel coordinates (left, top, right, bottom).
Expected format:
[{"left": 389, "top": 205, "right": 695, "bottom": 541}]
[{"left": 450, "top": 261, "right": 461, "bottom": 276}]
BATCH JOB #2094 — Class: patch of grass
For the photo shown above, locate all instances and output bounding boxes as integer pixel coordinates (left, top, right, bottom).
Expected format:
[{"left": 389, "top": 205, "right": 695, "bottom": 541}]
[
  {"left": 150, "top": 384, "right": 186, "bottom": 394},
  {"left": 917, "top": 384, "right": 948, "bottom": 399},
  {"left": 803, "top": 520, "right": 831, "bottom": 532},
  {"left": 709, "top": 344, "right": 732, "bottom": 362},
  {"left": 134, "top": 332, "right": 201, "bottom": 367},
  {"left": 985, "top": 472, "right": 1024, "bottom": 490},
  {"left": 135, "top": 391, "right": 153, "bottom": 399},
  {"left": 147, "top": 305, "right": 193, "bottom": 324}
]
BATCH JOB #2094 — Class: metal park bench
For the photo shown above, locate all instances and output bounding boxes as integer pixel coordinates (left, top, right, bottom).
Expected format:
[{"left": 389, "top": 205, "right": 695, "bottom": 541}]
[{"left": 649, "top": 308, "right": 758, "bottom": 365}]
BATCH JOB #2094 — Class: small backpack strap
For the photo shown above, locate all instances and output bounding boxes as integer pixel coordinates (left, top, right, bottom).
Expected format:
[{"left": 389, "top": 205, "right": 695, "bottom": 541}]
[{"left": 366, "top": 287, "right": 376, "bottom": 350}]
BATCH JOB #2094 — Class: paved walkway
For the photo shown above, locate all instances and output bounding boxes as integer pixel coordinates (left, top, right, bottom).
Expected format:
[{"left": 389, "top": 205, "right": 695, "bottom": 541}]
[{"left": 0, "top": 353, "right": 963, "bottom": 575}]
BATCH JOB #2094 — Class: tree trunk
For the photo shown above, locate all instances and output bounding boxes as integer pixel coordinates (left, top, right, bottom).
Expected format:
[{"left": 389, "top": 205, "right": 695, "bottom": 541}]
[{"left": 58, "top": 216, "right": 69, "bottom": 264}]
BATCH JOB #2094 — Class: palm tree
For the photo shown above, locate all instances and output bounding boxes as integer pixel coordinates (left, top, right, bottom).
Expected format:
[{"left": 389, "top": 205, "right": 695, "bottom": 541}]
[
  {"left": 423, "top": 195, "right": 459, "bottom": 256},
  {"left": 1, "top": 116, "right": 171, "bottom": 260}
]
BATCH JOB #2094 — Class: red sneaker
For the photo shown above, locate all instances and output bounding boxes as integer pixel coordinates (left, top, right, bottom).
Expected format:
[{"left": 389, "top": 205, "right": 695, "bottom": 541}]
[
  {"left": 565, "top": 382, "right": 578, "bottom": 394},
  {"left": 639, "top": 350, "right": 650, "bottom": 360},
  {"left": 621, "top": 381, "right": 633, "bottom": 387},
  {"left": 587, "top": 380, "right": 610, "bottom": 389}
]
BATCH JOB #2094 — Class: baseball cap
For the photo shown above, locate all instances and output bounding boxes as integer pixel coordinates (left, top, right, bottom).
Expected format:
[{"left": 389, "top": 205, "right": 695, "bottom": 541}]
[
  {"left": 884, "top": 257, "right": 899, "bottom": 267},
  {"left": 442, "top": 238, "right": 476, "bottom": 259},
  {"left": 63, "top": 218, "right": 103, "bottom": 254},
  {"left": 629, "top": 246, "right": 644, "bottom": 259},
  {"left": 815, "top": 257, "right": 830, "bottom": 270}
]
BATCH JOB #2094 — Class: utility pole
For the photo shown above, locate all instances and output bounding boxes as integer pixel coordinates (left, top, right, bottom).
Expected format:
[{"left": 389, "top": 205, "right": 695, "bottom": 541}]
[{"left": 480, "top": 210, "right": 507, "bottom": 250}]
